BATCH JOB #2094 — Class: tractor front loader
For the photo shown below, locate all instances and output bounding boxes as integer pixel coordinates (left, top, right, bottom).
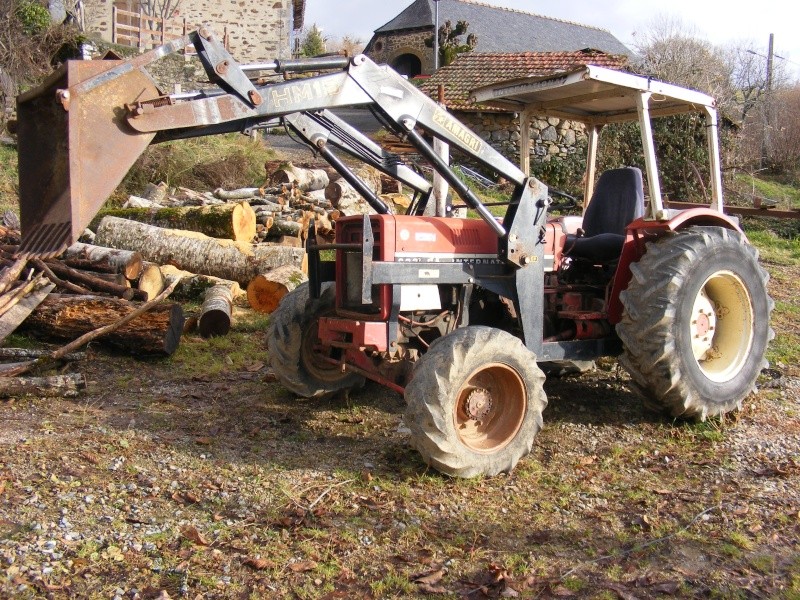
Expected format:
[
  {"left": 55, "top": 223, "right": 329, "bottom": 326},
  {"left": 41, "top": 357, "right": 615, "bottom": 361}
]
[{"left": 15, "top": 28, "right": 773, "bottom": 477}]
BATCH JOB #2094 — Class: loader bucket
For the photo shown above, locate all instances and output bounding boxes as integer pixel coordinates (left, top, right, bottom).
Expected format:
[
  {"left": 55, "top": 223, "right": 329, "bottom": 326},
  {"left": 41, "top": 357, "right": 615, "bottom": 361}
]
[{"left": 16, "top": 59, "right": 161, "bottom": 256}]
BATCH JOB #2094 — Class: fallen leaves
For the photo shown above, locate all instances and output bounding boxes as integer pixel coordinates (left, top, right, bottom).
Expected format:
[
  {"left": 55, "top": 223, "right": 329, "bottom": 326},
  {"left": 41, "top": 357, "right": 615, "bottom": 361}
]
[
  {"left": 412, "top": 567, "right": 448, "bottom": 594},
  {"left": 180, "top": 525, "right": 210, "bottom": 546},
  {"left": 242, "top": 557, "right": 275, "bottom": 571},
  {"left": 288, "top": 560, "right": 318, "bottom": 573}
]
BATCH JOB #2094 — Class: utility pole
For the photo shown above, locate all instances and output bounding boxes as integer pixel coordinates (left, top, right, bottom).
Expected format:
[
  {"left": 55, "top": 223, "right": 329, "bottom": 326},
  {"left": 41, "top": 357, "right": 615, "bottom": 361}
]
[{"left": 761, "top": 33, "right": 774, "bottom": 168}]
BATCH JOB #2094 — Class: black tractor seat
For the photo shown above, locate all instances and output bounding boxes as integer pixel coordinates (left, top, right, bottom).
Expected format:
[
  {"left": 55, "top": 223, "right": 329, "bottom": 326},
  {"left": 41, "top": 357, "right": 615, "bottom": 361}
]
[{"left": 565, "top": 167, "right": 644, "bottom": 262}]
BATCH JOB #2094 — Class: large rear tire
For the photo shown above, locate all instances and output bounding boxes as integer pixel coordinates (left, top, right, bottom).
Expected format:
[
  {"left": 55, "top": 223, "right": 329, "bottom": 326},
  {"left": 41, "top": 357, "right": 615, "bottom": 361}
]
[
  {"left": 404, "top": 327, "right": 547, "bottom": 477},
  {"left": 267, "top": 282, "right": 364, "bottom": 398},
  {"left": 617, "top": 226, "right": 773, "bottom": 419}
]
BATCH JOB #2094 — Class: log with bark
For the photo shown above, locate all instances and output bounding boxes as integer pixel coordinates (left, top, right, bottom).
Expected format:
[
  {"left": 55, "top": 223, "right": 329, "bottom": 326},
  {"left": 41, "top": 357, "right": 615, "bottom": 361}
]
[
  {"left": 247, "top": 265, "right": 307, "bottom": 314},
  {"left": 25, "top": 294, "right": 185, "bottom": 356},
  {"left": 95, "top": 217, "right": 305, "bottom": 286},
  {"left": 61, "top": 243, "right": 144, "bottom": 280},
  {"left": 0, "top": 348, "right": 86, "bottom": 361},
  {"left": 270, "top": 164, "right": 329, "bottom": 192},
  {"left": 198, "top": 284, "right": 233, "bottom": 337},
  {"left": 159, "top": 265, "right": 245, "bottom": 302},
  {"left": 325, "top": 180, "right": 379, "bottom": 216},
  {"left": 89, "top": 202, "right": 257, "bottom": 243},
  {"left": 43, "top": 260, "right": 147, "bottom": 301},
  {"left": 0, "top": 373, "right": 86, "bottom": 398},
  {"left": 324, "top": 166, "right": 381, "bottom": 203}
]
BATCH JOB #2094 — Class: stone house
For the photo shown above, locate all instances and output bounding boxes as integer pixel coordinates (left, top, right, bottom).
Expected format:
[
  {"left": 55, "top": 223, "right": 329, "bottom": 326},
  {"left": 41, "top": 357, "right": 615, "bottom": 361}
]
[
  {"left": 416, "top": 50, "right": 629, "bottom": 169},
  {"left": 82, "top": 0, "right": 305, "bottom": 62},
  {"left": 365, "top": 0, "right": 631, "bottom": 77}
]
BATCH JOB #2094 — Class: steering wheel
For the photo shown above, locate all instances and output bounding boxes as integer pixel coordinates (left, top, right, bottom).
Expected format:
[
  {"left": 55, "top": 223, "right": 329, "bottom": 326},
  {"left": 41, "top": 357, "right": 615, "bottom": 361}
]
[{"left": 548, "top": 188, "right": 580, "bottom": 211}]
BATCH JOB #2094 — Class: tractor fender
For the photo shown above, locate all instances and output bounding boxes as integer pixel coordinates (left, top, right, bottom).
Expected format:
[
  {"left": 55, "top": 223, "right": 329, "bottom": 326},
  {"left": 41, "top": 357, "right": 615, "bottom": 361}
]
[{"left": 607, "top": 208, "right": 742, "bottom": 324}]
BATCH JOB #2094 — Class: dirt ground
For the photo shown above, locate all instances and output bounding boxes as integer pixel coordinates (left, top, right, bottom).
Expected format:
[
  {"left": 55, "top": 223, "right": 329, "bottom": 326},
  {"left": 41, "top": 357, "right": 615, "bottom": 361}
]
[
  {"left": 0, "top": 139, "right": 798, "bottom": 598},
  {"left": 1, "top": 276, "right": 798, "bottom": 600}
]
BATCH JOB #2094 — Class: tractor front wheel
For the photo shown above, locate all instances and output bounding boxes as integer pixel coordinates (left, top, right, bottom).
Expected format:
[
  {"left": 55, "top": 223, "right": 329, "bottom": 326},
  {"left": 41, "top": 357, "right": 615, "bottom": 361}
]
[
  {"left": 404, "top": 326, "right": 547, "bottom": 477},
  {"left": 267, "top": 282, "right": 364, "bottom": 398},
  {"left": 617, "top": 226, "right": 773, "bottom": 419}
]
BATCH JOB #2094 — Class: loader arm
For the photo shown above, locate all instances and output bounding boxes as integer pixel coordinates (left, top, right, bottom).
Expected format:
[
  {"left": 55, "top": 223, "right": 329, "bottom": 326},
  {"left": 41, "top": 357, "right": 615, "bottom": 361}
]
[{"left": 17, "top": 27, "right": 530, "bottom": 257}]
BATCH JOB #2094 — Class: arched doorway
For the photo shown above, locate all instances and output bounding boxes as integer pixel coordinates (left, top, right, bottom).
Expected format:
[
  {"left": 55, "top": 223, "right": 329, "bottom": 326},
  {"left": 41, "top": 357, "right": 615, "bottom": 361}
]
[{"left": 391, "top": 53, "right": 422, "bottom": 78}]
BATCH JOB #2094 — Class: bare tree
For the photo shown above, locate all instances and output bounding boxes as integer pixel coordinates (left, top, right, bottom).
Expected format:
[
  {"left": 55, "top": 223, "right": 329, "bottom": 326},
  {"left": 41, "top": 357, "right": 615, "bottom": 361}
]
[
  {"left": 139, "top": 0, "right": 181, "bottom": 19},
  {"left": 633, "top": 15, "right": 735, "bottom": 114},
  {"left": 327, "top": 35, "right": 364, "bottom": 57}
]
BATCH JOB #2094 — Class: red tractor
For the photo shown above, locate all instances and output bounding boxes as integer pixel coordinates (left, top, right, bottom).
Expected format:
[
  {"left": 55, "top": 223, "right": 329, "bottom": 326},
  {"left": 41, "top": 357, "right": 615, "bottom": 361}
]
[{"left": 16, "top": 31, "right": 772, "bottom": 477}]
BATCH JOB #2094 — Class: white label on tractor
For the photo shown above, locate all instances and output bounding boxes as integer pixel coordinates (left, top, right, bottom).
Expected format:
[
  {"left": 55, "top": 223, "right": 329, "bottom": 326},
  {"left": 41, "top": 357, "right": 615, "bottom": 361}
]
[
  {"left": 418, "top": 269, "right": 439, "bottom": 279},
  {"left": 399, "top": 229, "right": 411, "bottom": 241},
  {"left": 400, "top": 285, "right": 441, "bottom": 311},
  {"left": 415, "top": 232, "right": 437, "bottom": 243}
]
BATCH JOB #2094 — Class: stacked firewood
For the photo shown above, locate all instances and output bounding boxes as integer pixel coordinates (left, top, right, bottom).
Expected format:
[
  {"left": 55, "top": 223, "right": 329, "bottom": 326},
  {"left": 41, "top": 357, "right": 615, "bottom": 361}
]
[{"left": 0, "top": 161, "right": 414, "bottom": 397}]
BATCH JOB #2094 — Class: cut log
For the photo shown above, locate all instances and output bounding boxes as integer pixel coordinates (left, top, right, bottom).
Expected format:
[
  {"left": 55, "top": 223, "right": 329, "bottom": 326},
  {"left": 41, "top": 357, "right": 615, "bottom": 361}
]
[
  {"left": 381, "top": 192, "right": 412, "bottom": 213},
  {"left": 142, "top": 181, "right": 169, "bottom": 204},
  {"left": 247, "top": 265, "right": 307, "bottom": 314},
  {"left": 326, "top": 180, "right": 378, "bottom": 216},
  {"left": 159, "top": 265, "right": 244, "bottom": 302},
  {"left": 95, "top": 217, "right": 304, "bottom": 286},
  {"left": 270, "top": 164, "right": 330, "bottom": 192},
  {"left": 268, "top": 219, "right": 303, "bottom": 238},
  {"left": 61, "top": 243, "right": 144, "bottom": 280},
  {"left": 324, "top": 166, "right": 381, "bottom": 204},
  {"left": 30, "top": 258, "right": 90, "bottom": 295},
  {"left": 0, "top": 374, "right": 86, "bottom": 398},
  {"left": 0, "top": 348, "right": 86, "bottom": 361},
  {"left": 124, "top": 196, "right": 163, "bottom": 209},
  {"left": 25, "top": 295, "right": 184, "bottom": 356},
  {"left": 89, "top": 202, "right": 257, "bottom": 242},
  {"left": 137, "top": 263, "right": 165, "bottom": 300},
  {"left": 214, "top": 187, "right": 262, "bottom": 200},
  {"left": 198, "top": 285, "right": 233, "bottom": 337},
  {"left": 43, "top": 260, "right": 147, "bottom": 301}
]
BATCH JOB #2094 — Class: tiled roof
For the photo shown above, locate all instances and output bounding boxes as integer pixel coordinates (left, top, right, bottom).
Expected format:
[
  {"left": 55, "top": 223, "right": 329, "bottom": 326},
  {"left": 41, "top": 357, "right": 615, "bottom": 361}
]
[
  {"left": 417, "top": 50, "right": 629, "bottom": 111},
  {"left": 371, "top": 0, "right": 631, "bottom": 56}
]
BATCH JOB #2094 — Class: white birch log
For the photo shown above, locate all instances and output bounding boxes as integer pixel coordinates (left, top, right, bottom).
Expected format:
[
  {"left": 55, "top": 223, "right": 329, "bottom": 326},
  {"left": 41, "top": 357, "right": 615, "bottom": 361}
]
[
  {"left": 270, "top": 164, "right": 330, "bottom": 192},
  {"left": 95, "top": 217, "right": 304, "bottom": 286},
  {"left": 61, "top": 242, "right": 144, "bottom": 280},
  {"left": 198, "top": 284, "right": 233, "bottom": 338}
]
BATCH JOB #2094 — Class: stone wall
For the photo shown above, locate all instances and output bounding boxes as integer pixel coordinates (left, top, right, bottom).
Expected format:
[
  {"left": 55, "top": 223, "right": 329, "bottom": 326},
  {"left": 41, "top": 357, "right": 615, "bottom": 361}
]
[
  {"left": 367, "top": 29, "right": 435, "bottom": 75},
  {"left": 458, "top": 111, "right": 585, "bottom": 166},
  {"left": 84, "top": 0, "right": 295, "bottom": 63}
]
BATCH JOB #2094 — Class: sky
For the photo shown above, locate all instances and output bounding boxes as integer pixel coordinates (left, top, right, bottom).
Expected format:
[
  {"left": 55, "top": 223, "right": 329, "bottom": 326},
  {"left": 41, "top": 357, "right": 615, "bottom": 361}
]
[{"left": 303, "top": 0, "right": 800, "bottom": 79}]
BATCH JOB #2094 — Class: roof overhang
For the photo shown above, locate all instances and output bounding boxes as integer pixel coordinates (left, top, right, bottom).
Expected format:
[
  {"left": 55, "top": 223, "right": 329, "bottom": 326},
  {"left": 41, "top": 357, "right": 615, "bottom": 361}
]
[{"left": 471, "top": 65, "right": 716, "bottom": 125}]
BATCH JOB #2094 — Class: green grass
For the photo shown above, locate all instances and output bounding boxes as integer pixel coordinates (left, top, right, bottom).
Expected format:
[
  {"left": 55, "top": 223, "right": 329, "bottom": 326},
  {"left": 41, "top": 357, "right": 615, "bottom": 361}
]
[
  {"left": 733, "top": 173, "right": 800, "bottom": 209},
  {"left": 114, "top": 134, "right": 277, "bottom": 205},
  {"left": 0, "top": 143, "right": 19, "bottom": 214},
  {"left": 169, "top": 309, "right": 270, "bottom": 377}
]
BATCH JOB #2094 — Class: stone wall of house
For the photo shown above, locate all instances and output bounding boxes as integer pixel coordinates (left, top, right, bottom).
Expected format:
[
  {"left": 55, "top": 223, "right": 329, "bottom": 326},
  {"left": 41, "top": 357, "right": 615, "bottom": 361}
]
[
  {"left": 367, "top": 30, "right": 435, "bottom": 74},
  {"left": 458, "top": 111, "right": 585, "bottom": 166},
  {"left": 83, "top": 0, "right": 295, "bottom": 63}
]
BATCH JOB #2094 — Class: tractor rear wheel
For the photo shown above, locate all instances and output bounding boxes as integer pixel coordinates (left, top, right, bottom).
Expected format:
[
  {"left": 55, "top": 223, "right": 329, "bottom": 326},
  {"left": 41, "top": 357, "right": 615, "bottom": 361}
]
[
  {"left": 617, "top": 226, "right": 773, "bottom": 419},
  {"left": 267, "top": 282, "right": 364, "bottom": 398},
  {"left": 404, "top": 326, "right": 547, "bottom": 477}
]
